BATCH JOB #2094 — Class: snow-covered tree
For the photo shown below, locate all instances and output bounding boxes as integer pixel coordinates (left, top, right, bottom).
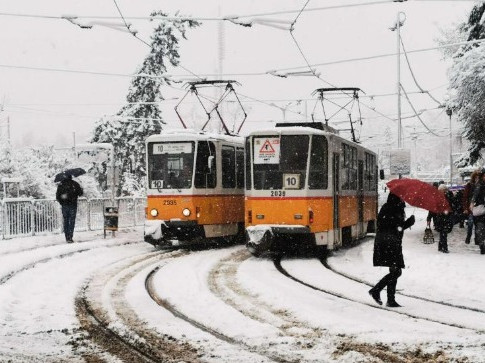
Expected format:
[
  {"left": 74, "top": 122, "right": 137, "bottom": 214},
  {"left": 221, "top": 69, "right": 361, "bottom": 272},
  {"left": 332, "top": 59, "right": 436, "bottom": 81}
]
[
  {"left": 0, "top": 146, "right": 101, "bottom": 199},
  {"left": 445, "top": 2, "right": 485, "bottom": 165},
  {"left": 91, "top": 12, "right": 200, "bottom": 195}
]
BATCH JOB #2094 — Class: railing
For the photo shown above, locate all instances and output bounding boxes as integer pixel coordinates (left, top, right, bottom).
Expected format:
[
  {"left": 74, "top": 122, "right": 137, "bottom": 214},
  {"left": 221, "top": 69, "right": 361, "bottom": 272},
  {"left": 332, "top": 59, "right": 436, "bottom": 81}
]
[{"left": 0, "top": 197, "right": 146, "bottom": 240}]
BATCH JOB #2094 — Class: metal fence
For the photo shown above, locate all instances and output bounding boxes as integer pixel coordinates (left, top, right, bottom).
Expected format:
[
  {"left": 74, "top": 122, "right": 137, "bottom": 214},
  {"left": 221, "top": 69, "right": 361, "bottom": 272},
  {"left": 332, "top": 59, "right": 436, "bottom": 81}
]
[{"left": 0, "top": 197, "right": 146, "bottom": 239}]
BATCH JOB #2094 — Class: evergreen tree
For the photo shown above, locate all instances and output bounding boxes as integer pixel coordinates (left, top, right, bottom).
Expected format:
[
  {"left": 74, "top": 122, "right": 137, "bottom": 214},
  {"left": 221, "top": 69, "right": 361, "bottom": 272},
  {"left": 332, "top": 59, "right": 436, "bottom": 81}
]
[
  {"left": 446, "top": 2, "right": 485, "bottom": 165},
  {"left": 91, "top": 12, "right": 199, "bottom": 194}
]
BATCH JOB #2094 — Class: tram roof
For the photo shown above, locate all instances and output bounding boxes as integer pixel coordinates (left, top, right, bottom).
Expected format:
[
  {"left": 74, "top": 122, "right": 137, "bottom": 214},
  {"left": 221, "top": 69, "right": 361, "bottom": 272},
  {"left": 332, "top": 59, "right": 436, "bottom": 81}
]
[{"left": 146, "top": 128, "right": 244, "bottom": 144}]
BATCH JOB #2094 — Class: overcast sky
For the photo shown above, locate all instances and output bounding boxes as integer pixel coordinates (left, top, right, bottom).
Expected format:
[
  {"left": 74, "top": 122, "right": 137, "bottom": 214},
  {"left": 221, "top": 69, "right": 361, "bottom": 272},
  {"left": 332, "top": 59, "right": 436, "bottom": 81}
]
[{"left": 0, "top": 0, "right": 474, "bottom": 149}]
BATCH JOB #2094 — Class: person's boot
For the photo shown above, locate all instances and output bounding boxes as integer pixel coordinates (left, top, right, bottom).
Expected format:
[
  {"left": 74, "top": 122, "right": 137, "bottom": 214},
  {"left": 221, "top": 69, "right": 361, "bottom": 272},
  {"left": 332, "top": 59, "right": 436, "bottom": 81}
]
[
  {"left": 368, "top": 289, "right": 382, "bottom": 305},
  {"left": 386, "top": 300, "right": 402, "bottom": 308},
  {"left": 465, "top": 237, "right": 471, "bottom": 244}
]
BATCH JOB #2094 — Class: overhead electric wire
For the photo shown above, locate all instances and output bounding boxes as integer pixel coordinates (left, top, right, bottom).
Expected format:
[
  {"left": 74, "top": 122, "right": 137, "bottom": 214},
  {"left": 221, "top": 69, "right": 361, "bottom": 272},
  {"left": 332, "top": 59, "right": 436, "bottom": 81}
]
[
  {"left": 2, "top": 37, "right": 484, "bottom": 81},
  {"left": 273, "top": 37, "right": 485, "bottom": 73},
  {"left": 0, "top": 1, "right": 398, "bottom": 23},
  {"left": 400, "top": 37, "right": 443, "bottom": 106},
  {"left": 400, "top": 84, "right": 448, "bottom": 137}
]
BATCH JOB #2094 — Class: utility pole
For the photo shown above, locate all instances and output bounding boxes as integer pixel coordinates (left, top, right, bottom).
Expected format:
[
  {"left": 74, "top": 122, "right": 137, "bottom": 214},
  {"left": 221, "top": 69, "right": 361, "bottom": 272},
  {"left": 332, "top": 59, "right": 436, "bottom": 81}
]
[
  {"left": 395, "top": 12, "right": 405, "bottom": 149},
  {"left": 447, "top": 108, "right": 453, "bottom": 185}
]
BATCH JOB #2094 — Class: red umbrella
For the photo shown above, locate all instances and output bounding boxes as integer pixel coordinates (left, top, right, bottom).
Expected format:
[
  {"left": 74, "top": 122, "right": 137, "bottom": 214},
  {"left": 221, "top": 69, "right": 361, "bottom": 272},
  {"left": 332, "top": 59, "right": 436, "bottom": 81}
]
[{"left": 386, "top": 178, "right": 451, "bottom": 214}]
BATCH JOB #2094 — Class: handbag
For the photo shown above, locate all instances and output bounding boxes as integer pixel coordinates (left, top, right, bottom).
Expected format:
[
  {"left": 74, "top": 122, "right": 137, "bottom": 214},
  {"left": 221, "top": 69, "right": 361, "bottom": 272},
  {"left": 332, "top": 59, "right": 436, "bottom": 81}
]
[
  {"left": 422, "top": 227, "right": 435, "bottom": 244},
  {"left": 472, "top": 204, "right": 485, "bottom": 217}
]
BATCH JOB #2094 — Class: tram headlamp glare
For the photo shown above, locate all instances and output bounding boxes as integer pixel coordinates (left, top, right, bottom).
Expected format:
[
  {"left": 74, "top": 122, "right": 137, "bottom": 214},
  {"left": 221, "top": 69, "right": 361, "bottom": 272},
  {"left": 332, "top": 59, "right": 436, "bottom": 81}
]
[
  {"left": 150, "top": 208, "right": 159, "bottom": 217},
  {"left": 182, "top": 208, "right": 191, "bottom": 217}
]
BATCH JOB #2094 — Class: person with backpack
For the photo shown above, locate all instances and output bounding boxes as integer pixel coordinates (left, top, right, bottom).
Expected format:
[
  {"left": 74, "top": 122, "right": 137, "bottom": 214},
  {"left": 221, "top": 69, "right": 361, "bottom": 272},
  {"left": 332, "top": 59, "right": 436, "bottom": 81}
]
[{"left": 56, "top": 175, "right": 83, "bottom": 243}]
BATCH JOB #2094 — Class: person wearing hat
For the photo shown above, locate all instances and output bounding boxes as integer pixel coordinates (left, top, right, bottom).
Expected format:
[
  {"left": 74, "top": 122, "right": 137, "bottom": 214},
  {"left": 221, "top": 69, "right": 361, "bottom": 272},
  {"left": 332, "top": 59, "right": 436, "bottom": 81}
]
[{"left": 471, "top": 168, "right": 485, "bottom": 254}]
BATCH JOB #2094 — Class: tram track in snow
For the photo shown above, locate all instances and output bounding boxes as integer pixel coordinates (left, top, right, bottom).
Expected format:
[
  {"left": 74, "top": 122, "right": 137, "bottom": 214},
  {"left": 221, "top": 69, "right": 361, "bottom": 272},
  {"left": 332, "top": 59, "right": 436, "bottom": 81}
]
[
  {"left": 76, "top": 249, "right": 199, "bottom": 363},
  {"left": 321, "top": 257, "right": 485, "bottom": 315},
  {"left": 273, "top": 256, "right": 485, "bottom": 333},
  {"left": 145, "top": 256, "right": 292, "bottom": 363}
]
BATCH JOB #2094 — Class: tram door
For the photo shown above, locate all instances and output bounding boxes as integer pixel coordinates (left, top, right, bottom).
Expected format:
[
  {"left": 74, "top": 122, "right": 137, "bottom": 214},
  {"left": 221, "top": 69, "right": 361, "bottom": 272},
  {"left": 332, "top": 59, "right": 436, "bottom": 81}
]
[
  {"left": 333, "top": 153, "right": 340, "bottom": 246},
  {"left": 358, "top": 160, "right": 364, "bottom": 236}
]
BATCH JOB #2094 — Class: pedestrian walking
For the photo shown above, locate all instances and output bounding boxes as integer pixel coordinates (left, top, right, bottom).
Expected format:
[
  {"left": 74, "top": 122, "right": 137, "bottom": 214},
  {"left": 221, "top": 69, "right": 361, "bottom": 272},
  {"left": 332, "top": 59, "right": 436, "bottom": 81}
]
[
  {"left": 56, "top": 175, "right": 83, "bottom": 243},
  {"left": 471, "top": 169, "right": 485, "bottom": 255},
  {"left": 427, "top": 184, "right": 454, "bottom": 253},
  {"left": 369, "top": 193, "right": 415, "bottom": 307},
  {"left": 463, "top": 170, "right": 480, "bottom": 244}
]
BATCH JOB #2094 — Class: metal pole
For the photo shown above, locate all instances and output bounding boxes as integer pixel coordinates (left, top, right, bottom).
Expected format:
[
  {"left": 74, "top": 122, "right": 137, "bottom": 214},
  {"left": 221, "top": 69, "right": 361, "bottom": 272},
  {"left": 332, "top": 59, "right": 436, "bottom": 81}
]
[
  {"left": 111, "top": 147, "right": 116, "bottom": 203},
  {"left": 447, "top": 108, "right": 453, "bottom": 184}
]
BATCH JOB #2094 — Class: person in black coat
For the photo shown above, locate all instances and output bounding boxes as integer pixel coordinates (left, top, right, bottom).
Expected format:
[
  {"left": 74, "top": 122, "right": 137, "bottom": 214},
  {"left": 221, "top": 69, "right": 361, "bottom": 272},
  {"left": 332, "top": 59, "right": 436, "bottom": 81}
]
[
  {"left": 56, "top": 175, "right": 83, "bottom": 242},
  {"left": 426, "top": 184, "right": 454, "bottom": 253},
  {"left": 471, "top": 169, "right": 485, "bottom": 254},
  {"left": 369, "top": 193, "right": 415, "bottom": 307}
]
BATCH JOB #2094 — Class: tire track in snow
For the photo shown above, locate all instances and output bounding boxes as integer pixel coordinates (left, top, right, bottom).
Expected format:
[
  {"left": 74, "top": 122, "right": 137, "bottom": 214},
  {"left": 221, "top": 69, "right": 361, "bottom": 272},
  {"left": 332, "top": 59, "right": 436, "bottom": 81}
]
[{"left": 0, "top": 241, "right": 138, "bottom": 285}]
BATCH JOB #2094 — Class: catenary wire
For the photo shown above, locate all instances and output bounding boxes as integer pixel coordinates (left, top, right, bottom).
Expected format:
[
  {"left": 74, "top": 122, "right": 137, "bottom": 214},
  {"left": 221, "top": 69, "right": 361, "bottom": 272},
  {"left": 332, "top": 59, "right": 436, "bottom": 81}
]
[{"left": 400, "top": 36, "right": 443, "bottom": 106}]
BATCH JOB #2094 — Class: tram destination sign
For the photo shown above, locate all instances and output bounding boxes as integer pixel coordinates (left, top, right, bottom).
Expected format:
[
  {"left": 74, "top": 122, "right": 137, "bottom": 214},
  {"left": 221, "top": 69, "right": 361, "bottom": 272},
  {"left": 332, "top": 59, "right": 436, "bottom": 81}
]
[
  {"left": 389, "top": 148, "right": 411, "bottom": 175},
  {"left": 254, "top": 137, "right": 280, "bottom": 164},
  {"left": 153, "top": 142, "right": 192, "bottom": 155}
]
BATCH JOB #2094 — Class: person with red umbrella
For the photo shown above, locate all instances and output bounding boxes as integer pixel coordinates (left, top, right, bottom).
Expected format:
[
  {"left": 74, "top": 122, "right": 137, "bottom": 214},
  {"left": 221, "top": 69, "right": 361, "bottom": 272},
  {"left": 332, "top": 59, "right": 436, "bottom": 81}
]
[{"left": 369, "top": 193, "right": 415, "bottom": 307}]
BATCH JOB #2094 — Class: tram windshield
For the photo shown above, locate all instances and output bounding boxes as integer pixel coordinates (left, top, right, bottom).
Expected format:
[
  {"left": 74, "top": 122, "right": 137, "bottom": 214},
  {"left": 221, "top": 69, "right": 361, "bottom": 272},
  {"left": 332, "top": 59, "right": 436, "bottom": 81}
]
[
  {"left": 253, "top": 135, "right": 309, "bottom": 190},
  {"left": 147, "top": 142, "right": 195, "bottom": 189}
]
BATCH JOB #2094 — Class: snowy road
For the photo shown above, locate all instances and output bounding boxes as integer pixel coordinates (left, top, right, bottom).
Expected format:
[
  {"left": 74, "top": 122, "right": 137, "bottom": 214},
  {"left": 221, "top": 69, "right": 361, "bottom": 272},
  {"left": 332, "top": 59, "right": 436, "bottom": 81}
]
[{"left": 0, "top": 209, "right": 484, "bottom": 362}]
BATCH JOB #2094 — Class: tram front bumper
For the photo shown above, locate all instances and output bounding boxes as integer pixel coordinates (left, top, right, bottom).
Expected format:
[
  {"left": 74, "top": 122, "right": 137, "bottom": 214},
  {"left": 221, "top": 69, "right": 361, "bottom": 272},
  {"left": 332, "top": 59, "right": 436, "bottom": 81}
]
[
  {"left": 246, "top": 225, "right": 312, "bottom": 254},
  {"left": 144, "top": 219, "right": 204, "bottom": 245}
]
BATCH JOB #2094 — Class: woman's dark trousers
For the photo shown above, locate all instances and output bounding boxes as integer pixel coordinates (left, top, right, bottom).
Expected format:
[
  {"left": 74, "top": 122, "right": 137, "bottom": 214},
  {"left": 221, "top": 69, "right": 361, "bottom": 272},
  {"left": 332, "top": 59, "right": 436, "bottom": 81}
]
[
  {"left": 372, "top": 266, "right": 402, "bottom": 302},
  {"left": 438, "top": 230, "right": 448, "bottom": 252},
  {"left": 474, "top": 216, "right": 485, "bottom": 254},
  {"left": 61, "top": 204, "right": 77, "bottom": 241}
]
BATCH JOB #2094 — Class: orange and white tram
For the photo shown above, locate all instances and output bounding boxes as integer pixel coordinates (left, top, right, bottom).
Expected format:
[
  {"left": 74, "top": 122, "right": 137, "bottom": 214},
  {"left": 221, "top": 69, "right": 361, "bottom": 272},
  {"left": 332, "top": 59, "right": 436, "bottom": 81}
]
[
  {"left": 144, "top": 129, "right": 245, "bottom": 246},
  {"left": 244, "top": 122, "right": 378, "bottom": 256}
]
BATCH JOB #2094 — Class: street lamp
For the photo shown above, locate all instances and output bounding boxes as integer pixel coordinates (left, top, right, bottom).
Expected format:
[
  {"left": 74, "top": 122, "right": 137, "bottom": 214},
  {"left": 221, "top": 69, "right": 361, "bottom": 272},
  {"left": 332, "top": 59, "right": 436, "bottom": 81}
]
[{"left": 446, "top": 108, "right": 453, "bottom": 185}]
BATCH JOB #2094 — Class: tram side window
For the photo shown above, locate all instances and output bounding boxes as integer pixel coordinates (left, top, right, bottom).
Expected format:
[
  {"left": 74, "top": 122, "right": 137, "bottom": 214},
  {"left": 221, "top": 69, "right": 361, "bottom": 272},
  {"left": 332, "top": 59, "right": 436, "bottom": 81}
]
[
  {"left": 195, "top": 141, "right": 216, "bottom": 188},
  {"left": 342, "top": 144, "right": 357, "bottom": 190},
  {"left": 236, "top": 148, "right": 244, "bottom": 189},
  {"left": 309, "top": 135, "right": 328, "bottom": 189},
  {"left": 245, "top": 138, "right": 251, "bottom": 190},
  {"left": 364, "top": 152, "right": 377, "bottom": 191},
  {"left": 222, "top": 145, "right": 236, "bottom": 188}
]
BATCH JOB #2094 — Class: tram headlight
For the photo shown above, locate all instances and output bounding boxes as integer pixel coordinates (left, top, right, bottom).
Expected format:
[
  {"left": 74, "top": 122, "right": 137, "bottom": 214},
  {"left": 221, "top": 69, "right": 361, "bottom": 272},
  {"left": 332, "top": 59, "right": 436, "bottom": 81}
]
[
  {"left": 182, "top": 208, "right": 191, "bottom": 217},
  {"left": 150, "top": 208, "right": 159, "bottom": 217}
]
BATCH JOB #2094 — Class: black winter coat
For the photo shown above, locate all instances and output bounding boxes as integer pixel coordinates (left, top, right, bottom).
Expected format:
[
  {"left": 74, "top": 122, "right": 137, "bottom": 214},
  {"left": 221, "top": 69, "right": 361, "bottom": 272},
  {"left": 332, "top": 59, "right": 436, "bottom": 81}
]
[
  {"left": 373, "top": 193, "right": 414, "bottom": 268},
  {"left": 56, "top": 179, "right": 83, "bottom": 206},
  {"left": 427, "top": 191, "right": 454, "bottom": 233}
]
